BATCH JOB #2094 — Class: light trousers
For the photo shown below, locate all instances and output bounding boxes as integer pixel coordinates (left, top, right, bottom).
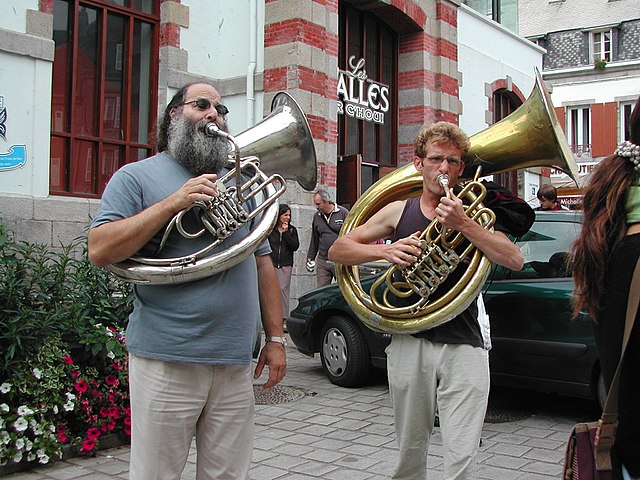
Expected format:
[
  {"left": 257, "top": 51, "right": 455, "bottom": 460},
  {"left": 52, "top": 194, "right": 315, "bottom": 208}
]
[
  {"left": 274, "top": 265, "right": 293, "bottom": 317},
  {"left": 128, "top": 355, "right": 255, "bottom": 480},
  {"left": 386, "top": 336, "right": 490, "bottom": 480}
]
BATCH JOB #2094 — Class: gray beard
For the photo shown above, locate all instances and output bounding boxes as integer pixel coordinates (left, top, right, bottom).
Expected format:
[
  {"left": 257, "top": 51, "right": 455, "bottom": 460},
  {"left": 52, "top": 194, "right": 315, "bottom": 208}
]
[{"left": 168, "top": 116, "right": 230, "bottom": 175}]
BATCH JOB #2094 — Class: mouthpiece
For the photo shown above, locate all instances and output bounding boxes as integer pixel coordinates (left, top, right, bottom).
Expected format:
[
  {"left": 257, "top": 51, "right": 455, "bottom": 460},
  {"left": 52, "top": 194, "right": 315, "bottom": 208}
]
[
  {"left": 204, "top": 122, "right": 232, "bottom": 139},
  {"left": 437, "top": 174, "right": 452, "bottom": 199}
]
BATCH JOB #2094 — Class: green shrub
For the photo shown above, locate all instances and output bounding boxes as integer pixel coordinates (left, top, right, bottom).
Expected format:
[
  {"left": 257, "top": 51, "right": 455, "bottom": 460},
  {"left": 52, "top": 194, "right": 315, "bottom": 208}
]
[{"left": 0, "top": 219, "right": 133, "bottom": 466}]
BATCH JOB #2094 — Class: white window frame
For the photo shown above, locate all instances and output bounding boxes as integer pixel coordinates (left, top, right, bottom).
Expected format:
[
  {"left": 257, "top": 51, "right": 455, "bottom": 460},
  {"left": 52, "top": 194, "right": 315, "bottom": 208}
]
[
  {"left": 567, "top": 106, "right": 591, "bottom": 157},
  {"left": 590, "top": 29, "right": 612, "bottom": 62}
]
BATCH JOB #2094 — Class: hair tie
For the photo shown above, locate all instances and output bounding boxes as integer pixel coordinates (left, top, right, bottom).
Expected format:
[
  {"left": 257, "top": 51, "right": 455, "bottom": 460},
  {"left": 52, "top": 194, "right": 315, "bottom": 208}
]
[{"left": 615, "top": 140, "right": 640, "bottom": 172}]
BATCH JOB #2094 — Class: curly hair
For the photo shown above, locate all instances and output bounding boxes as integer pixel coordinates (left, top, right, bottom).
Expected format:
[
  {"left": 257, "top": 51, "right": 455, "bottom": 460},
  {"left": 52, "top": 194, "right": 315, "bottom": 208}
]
[
  {"left": 571, "top": 96, "right": 640, "bottom": 321},
  {"left": 413, "top": 122, "right": 471, "bottom": 159}
]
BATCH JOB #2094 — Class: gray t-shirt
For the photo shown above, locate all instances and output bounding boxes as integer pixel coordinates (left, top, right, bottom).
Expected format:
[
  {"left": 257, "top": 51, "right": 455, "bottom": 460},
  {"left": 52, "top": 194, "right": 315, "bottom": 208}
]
[{"left": 91, "top": 151, "right": 270, "bottom": 365}]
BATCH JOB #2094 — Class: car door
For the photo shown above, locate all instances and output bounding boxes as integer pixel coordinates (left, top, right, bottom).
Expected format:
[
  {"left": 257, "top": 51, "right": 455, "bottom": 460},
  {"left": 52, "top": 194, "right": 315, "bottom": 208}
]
[{"left": 483, "top": 212, "right": 598, "bottom": 398}]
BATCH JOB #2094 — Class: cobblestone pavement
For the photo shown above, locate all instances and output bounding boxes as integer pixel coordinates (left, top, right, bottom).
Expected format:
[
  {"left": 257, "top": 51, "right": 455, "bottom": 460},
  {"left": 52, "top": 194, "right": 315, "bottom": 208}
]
[{"left": 3, "top": 337, "right": 598, "bottom": 480}]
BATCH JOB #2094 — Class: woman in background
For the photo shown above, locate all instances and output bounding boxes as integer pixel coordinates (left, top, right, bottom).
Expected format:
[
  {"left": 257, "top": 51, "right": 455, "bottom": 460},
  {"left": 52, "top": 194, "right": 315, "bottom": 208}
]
[
  {"left": 571, "top": 96, "right": 640, "bottom": 480},
  {"left": 268, "top": 204, "right": 299, "bottom": 331}
]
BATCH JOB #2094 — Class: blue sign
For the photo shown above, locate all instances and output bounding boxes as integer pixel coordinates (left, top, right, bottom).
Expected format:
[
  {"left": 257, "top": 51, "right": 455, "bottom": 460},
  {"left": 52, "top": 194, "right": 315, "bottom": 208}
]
[{"left": 0, "top": 145, "right": 27, "bottom": 171}]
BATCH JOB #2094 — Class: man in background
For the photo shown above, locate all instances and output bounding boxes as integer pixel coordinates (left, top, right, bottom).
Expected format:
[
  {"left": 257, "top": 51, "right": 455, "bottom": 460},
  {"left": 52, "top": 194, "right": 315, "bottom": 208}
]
[{"left": 306, "top": 189, "right": 349, "bottom": 287}]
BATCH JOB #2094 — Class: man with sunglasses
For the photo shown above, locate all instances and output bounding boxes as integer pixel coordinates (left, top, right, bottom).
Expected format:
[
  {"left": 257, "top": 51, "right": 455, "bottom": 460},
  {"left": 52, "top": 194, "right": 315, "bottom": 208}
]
[
  {"left": 329, "top": 122, "right": 532, "bottom": 480},
  {"left": 88, "top": 82, "right": 286, "bottom": 480}
]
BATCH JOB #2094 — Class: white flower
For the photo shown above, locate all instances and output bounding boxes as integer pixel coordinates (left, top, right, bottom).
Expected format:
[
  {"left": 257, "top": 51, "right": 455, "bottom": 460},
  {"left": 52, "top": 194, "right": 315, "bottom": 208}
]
[
  {"left": 107, "top": 351, "right": 115, "bottom": 359},
  {"left": 53, "top": 405, "right": 58, "bottom": 414},
  {"left": 49, "top": 424, "right": 56, "bottom": 432},
  {"left": 13, "top": 451, "right": 23, "bottom": 463},
  {"left": 27, "top": 452, "right": 35, "bottom": 462},
  {"left": 0, "top": 403, "right": 9, "bottom": 412},
  {"left": 32, "top": 368, "right": 42, "bottom": 379},
  {"left": 17, "top": 405, "right": 34, "bottom": 416},
  {"left": 1, "top": 430, "right": 10, "bottom": 444},
  {"left": 65, "top": 392, "right": 75, "bottom": 401},
  {"left": 0, "top": 382, "right": 11, "bottom": 394},
  {"left": 63, "top": 401, "right": 74, "bottom": 412},
  {"left": 13, "top": 417, "right": 28, "bottom": 432},
  {"left": 105, "top": 328, "right": 114, "bottom": 337},
  {"left": 15, "top": 438, "right": 25, "bottom": 450},
  {"left": 0, "top": 418, "right": 4, "bottom": 429},
  {"left": 38, "top": 454, "right": 50, "bottom": 464},
  {"left": 25, "top": 439, "right": 33, "bottom": 451}
]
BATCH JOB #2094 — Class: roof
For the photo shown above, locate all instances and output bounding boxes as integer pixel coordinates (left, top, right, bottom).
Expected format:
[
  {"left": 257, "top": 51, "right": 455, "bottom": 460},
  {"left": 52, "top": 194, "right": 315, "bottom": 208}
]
[{"left": 519, "top": 0, "right": 640, "bottom": 38}]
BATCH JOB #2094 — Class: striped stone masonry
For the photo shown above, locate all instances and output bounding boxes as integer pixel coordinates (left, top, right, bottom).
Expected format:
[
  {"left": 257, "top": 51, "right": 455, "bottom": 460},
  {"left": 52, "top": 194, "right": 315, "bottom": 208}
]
[{"left": 264, "top": 0, "right": 339, "bottom": 188}]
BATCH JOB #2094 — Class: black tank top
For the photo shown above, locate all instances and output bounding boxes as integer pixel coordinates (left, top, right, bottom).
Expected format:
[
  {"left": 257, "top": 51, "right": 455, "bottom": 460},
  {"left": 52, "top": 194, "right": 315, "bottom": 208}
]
[{"left": 391, "top": 197, "right": 483, "bottom": 346}]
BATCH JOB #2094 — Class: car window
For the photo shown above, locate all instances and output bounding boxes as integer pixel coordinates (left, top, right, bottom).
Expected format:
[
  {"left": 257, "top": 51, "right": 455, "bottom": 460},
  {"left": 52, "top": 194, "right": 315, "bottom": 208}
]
[{"left": 492, "top": 219, "right": 582, "bottom": 281}]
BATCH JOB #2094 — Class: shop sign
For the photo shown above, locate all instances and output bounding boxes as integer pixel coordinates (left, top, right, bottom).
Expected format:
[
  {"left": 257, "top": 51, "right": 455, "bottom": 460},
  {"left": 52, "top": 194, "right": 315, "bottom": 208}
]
[
  {"left": 0, "top": 96, "right": 28, "bottom": 171},
  {"left": 337, "top": 56, "right": 390, "bottom": 125},
  {"left": 551, "top": 161, "right": 598, "bottom": 178}
]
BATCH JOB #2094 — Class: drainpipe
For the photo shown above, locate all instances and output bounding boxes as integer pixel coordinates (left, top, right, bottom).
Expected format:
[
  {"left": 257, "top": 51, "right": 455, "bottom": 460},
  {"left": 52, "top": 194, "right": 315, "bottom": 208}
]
[{"left": 247, "top": 0, "right": 258, "bottom": 126}]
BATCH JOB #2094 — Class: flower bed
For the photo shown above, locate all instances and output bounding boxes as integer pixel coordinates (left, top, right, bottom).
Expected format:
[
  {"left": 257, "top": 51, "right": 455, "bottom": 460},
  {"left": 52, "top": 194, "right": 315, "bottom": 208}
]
[{"left": 0, "top": 220, "right": 133, "bottom": 469}]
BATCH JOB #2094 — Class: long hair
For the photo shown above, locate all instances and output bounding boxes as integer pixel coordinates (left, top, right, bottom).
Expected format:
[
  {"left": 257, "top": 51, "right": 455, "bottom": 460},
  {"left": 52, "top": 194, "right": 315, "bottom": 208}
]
[{"left": 572, "top": 96, "right": 640, "bottom": 320}]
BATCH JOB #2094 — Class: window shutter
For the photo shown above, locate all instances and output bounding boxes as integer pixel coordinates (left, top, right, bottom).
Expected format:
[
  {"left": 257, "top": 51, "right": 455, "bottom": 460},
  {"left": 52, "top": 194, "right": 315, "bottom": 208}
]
[
  {"left": 555, "top": 106, "right": 566, "bottom": 132},
  {"left": 591, "top": 102, "right": 617, "bottom": 157}
]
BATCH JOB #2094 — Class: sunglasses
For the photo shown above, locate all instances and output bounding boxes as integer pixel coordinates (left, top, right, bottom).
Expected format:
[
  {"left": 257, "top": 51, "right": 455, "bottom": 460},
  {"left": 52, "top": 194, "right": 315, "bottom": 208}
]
[{"left": 181, "top": 98, "right": 229, "bottom": 116}]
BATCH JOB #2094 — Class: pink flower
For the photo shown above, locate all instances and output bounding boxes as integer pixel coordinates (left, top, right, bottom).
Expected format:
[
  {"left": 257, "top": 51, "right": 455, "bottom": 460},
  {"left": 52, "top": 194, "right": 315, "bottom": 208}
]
[
  {"left": 124, "top": 426, "right": 131, "bottom": 436},
  {"left": 105, "top": 375, "right": 118, "bottom": 386},
  {"left": 81, "top": 439, "right": 96, "bottom": 454},
  {"left": 63, "top": 355, "right": 74, "bottom": 365},
  {"left": 86, "top": 427, "right": 101, "bottom": 440},
  {"left": 75, "top": 380, "right": 89, "bottom": 393},
  {"left": 71, "top": 370, "right": 79, "bottom": 380},
  {"left": 91, "top": 389, "right": 100, "bottom": 398},
  {"left": 58, "top": 432, "right": 68, "bottom": 443},
  {"left": 124, "top": 416, "right": 132, "bottom": 426}
]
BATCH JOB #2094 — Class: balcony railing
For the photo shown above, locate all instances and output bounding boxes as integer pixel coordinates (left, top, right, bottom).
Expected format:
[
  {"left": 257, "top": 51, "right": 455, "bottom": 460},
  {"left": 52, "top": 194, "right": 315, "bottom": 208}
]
[{"left": 570, "top": 144, "right": 592, "bottom": 157}]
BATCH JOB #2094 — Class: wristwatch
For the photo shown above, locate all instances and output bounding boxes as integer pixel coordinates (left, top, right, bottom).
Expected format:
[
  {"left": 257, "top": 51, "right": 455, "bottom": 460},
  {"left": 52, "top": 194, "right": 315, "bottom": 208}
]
[{"left": 265, "top": 336, "right": 287, "bottom": 347}]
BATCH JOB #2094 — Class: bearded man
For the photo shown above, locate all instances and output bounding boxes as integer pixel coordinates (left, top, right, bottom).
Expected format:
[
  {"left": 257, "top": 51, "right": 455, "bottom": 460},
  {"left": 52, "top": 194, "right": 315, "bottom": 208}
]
[{"left": 88, "top": 82, "right": 286, "bottom": 480}]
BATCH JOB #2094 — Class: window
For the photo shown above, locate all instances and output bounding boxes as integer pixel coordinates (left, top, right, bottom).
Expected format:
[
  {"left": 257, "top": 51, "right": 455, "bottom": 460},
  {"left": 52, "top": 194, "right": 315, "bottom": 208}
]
[
  {"left": 50, "top": 0, "right": 159, "bottom": 197},
  {"left": 590, "top": 29, "right": 612, "bottom": 63},
  {"left": 567, "top": 106, "right": 591, "bottom": 156},
  {"left": 492, "top": 89, "right": 521, "bottom": 194},
  {"left": 462, "top": 0, "right": 519, "bottom": 33},
  {"left": 620, "top": 101, "right": 635, "bottom": 142},
  {"left": 338, "top": 6, "right": 398, "bottom": 172}
]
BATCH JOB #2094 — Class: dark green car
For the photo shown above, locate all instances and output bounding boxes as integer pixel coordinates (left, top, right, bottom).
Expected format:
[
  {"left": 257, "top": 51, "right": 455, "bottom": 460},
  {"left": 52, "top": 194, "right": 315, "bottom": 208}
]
[{"left": 288, "top": 211, "right": 605, "bottom": 406}]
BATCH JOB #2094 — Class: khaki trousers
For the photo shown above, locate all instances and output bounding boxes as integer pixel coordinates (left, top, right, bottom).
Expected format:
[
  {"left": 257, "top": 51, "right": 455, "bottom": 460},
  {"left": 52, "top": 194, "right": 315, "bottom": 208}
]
[
  {"left": 386, "top": 336, "right": 489, "bottom": 480},
  {"left": 128, "top": 355, "right": 255, "bottom": 480}
]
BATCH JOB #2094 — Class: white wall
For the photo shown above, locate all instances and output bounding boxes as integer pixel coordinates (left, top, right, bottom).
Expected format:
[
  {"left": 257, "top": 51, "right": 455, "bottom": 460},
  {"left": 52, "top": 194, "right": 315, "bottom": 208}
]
[
  {"left": 0, "top": 2, "right": 53, "bottom": 197},
  {"left": 0, "top": 53, "right": 52, "bottom": 197},
  {"left": 0, "top": 1, "right": 37, "bottom": 33},
  {"left": 458, "top": 4, "right": 543, "bottom": 136},
  {"left": 549, "top": 72, "right": 640, "bottom": 105},
  {"left": 181, "top": 0, "right": 265, "bottom": 134}
]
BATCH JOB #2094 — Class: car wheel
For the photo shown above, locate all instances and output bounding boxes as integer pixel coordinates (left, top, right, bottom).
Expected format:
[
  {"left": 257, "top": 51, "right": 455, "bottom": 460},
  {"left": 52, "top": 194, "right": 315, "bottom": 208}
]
[{"left": 320, "top": 315, "right": 371, "bottom": 387}]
